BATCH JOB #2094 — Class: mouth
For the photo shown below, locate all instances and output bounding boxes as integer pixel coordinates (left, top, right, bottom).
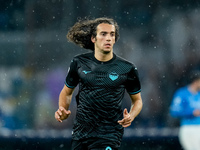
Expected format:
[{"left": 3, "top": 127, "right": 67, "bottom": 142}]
[{"left": 104, "top": 43, "right": 111, "bottom": 47}]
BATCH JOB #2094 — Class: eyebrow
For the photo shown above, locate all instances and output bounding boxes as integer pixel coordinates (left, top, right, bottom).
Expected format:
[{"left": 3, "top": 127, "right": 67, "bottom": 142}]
[{"left": 100, "top": 31, "right": 115, "bottom": 34}]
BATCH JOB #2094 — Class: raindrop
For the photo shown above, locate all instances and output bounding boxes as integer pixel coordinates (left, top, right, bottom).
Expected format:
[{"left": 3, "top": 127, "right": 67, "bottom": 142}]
[{"left": 59, "top": 144, "right": 64, "bottom": 148}]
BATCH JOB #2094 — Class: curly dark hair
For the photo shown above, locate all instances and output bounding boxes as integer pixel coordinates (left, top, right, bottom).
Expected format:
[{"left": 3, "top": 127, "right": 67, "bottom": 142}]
[{"left": 66, "top": 17, "right": 120, "bottom": 51}]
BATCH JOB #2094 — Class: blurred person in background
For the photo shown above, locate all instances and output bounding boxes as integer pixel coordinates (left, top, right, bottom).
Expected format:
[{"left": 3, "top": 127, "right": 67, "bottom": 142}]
[
  {"left": 170, "top": 70, "right": 200, "bottom": 150},
  {"left": 54, "top": 17, "right": 143, "bottom": 150}
]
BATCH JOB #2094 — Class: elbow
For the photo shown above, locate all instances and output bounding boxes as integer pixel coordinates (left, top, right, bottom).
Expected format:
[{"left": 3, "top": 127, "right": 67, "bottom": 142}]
[
  {"left": 140, "top": 99, "right": 143, "bottom": 111},
  {"left": 136, "top": 98, "right": 143, "bottom": 111}
]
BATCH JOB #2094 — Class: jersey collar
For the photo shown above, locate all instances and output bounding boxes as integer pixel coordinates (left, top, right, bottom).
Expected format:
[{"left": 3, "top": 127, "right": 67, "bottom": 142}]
[{"left": 92, "top": 52, "right": 116, "bottom": 64}]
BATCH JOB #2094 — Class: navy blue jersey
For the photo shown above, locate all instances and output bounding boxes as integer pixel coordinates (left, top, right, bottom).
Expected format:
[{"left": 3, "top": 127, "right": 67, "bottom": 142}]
[{"left": 65, "top": 52, "right": 141, "bottom": 146}]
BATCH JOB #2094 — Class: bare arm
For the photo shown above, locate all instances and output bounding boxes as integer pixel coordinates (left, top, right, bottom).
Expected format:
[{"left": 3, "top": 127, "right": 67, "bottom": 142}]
[
  {"left": 55, "top": 85, "right": 75, "bottom": 122},
  {"left": 118, "top": 92, "right": 143, "bottom": 127}
]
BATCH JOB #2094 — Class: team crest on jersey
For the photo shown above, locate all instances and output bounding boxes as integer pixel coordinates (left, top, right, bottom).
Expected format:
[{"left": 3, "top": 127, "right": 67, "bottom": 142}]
[
  {"left": 105, "top": 146, "right": 112, "bottom": 150},
  {"left": 109, "top": 72, "right": 119, "bottom": 81}
]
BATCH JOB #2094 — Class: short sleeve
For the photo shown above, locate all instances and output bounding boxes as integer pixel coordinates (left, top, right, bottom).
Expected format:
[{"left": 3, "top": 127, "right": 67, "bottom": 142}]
[
  {"left": 65, "top": 58, "right": 79, "bottom": 88},
  {"left": 124, "top": 66, "right": 141, "bottom": 95}
]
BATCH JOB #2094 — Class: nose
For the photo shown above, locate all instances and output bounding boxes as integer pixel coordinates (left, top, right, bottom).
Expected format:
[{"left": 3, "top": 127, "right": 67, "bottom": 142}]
[{"left": 106, "top": 34, "right": 111, "bottom": 41}]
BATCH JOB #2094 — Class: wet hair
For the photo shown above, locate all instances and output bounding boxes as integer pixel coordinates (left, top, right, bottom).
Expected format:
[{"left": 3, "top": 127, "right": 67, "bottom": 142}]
[
  {"left": 66, "top": 17, "right": 120, "bottom": 50},
  {"left": 188, "top": 70, "right": 200, "bottom": 83}
]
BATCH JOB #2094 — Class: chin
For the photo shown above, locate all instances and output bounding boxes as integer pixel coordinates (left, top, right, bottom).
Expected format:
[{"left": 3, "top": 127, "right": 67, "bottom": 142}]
[
  {"left": 103, "top": 50, "right": 111, "bottom": 54},
  {"left": 102, "top": 48, "right": 112, "bottom": 54}
]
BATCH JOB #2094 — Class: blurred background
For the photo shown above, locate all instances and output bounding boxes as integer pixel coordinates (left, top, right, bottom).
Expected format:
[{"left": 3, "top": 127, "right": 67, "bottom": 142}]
[{"left": 0, "top": 0, "right": 200, "bottom": 149}]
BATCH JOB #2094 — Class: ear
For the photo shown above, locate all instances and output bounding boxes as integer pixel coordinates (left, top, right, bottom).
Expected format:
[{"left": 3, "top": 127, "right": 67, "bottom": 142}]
[{"left": 91, "top": 36, "right": 95, "bottom": 43}]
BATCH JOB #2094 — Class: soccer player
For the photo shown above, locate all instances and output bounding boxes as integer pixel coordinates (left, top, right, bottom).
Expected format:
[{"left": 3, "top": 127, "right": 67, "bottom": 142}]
[
  {"left": 55, "top": 17, "right": 143, "bottom": 150},
  {"left": 170, "top": 70, "right": 200, "bottom": 150}
]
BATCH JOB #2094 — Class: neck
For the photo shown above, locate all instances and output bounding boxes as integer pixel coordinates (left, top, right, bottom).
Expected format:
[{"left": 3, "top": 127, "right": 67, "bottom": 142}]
[
  {"left": 188, "top": 83, "right": 198, "bottom": 94},
  {"left": 94, "top": 49, "right": 113, "bottom": 62}
]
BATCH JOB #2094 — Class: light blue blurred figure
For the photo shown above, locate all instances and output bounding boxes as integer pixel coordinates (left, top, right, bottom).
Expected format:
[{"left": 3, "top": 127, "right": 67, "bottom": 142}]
[{"left": 170, "top": 70, "right": 200, "bottom": 150}]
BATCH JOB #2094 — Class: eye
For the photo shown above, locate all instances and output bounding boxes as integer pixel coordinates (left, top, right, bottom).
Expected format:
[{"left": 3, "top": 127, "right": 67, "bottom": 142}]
[
  {"left": 101, "top": 32, "right": 106, "bottom": 36},
  {"left": 110, "top": 31, "right": 115, "bottom": 37}
]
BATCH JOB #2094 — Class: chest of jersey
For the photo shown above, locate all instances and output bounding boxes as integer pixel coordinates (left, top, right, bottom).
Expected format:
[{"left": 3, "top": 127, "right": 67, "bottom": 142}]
[
  {"left": 78, "top": 63, "right": 127, "bottom": 88},
  {"left": 188, "top": 93, "right": 200, "bottom": 109}
]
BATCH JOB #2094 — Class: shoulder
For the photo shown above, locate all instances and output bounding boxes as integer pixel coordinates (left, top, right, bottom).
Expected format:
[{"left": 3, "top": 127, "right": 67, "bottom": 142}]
[
  {"left": 174, "top": 86, "right": 188, "bottom": 96},
  {"left": 115, "top": 54, "right": 137, "bottom": 69},
  {"left": 73, "top": 52, "right": 93, "bottom": 61}
]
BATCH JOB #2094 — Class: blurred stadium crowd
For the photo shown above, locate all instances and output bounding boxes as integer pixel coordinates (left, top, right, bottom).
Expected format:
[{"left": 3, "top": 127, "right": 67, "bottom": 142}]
[{"left": 0, "top": 0, "right": 200, "bottom": 131}]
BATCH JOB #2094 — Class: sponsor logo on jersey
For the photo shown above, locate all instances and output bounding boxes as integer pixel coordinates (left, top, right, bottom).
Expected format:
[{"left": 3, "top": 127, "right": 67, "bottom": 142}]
[
  {"left": 82, "top": 70, "right": 91, "bottom": 74},
  {"left": 109, "top": 72, "right": 119, "bottom": 81}
]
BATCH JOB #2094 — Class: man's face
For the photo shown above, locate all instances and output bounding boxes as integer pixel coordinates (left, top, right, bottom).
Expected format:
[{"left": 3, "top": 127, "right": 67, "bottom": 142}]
[{"left": 92, "top": 23, "right": 116, "bottom": 54}]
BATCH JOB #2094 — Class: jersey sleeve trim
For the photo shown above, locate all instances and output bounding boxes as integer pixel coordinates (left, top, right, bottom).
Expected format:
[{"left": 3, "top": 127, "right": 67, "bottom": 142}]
[
  {"left": 128, "top": 89, "right": 141, "bottom": 95},
  {"left": 65, "top": 81, "right": 76, "bottom": 89}
]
